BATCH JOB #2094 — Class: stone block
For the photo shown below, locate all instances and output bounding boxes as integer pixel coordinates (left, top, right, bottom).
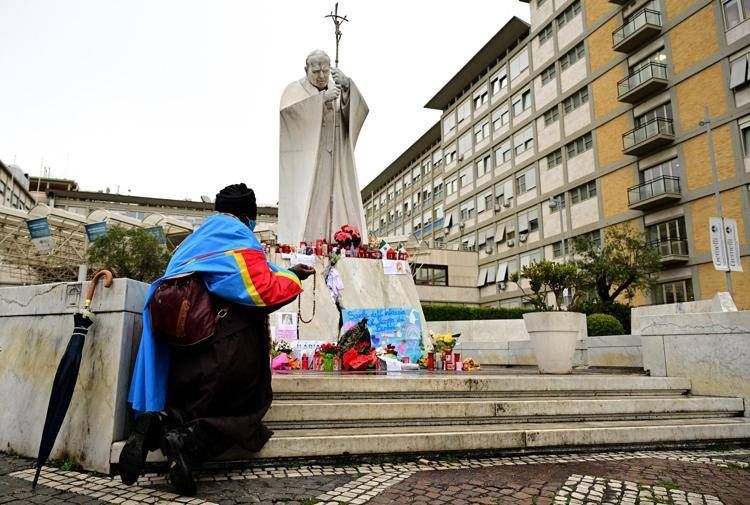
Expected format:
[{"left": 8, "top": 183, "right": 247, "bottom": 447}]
[{"left": 0, "top": 279, "right": 147, "bottom": 473}]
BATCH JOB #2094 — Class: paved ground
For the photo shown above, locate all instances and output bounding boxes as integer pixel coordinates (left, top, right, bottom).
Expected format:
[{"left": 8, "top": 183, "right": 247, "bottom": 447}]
[{"left": 2, "top": 448, "right": 749, "bottom": 504}]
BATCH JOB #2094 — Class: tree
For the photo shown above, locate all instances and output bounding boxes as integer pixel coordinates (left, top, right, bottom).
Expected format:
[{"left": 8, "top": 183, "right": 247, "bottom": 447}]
[
  {"left": 87, "top": 226, "right": 170, "bottom": 283},
  {"left": 571, "top": 224, "right": 661, "bottom": 305},
  {"left": 510, "top": 260, "right": 582, "bottom": 311}
]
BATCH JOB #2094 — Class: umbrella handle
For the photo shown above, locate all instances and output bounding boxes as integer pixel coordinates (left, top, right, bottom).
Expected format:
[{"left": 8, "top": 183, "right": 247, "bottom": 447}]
[{"left": 84, "top": 270, "right": 113, "bottom": 309}]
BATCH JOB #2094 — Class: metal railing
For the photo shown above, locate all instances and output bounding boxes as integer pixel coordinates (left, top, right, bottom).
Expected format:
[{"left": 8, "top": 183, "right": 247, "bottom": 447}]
[
  {"left": 613, "top": 8, "right": 662, "bottom": 46},
  {"left": 628, "top": 175, "right": 680, "bottom": 204},
  {"left": 650, "top": 238, "right": 688, "bottom": 257},
  {"left": 622, "top": 117, "right": 674, "bottom": 151},
  {"left": 618, "top": 62, "right": 667, "bottom": 97}
]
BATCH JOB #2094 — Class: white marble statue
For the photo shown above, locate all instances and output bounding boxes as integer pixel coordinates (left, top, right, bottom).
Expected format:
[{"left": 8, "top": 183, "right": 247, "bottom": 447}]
[{"left": 278, "top": 49, "right": 369, "bottom": 245}]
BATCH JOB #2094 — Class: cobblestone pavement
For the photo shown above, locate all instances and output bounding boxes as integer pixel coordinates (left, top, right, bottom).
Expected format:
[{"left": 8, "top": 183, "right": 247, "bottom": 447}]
[{"left": 2, "top": 448, "right": 749, "bottom": 504}]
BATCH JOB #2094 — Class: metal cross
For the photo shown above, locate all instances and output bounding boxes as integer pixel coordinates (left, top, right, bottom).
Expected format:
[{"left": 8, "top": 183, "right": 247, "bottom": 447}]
[{"left": 325, "top": 2, "right": 348, "bottom": 68}]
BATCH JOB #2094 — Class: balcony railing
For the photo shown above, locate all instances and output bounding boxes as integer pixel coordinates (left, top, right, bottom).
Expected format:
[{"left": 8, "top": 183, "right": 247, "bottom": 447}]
[
  {"left": 622, "top": 117, "right": 674, "bottom": 155},
  {"left": 618, "top": 62, "right": 668, "bottom": 103},
  {"left": 628, "top": 175, "right": 681, "bottom": 209},
  {"left": 613, "top": 9, "right": 662, "bottom": 53},
  {"left": 650, "top": 238, "right": 689, "bottom": 264}
]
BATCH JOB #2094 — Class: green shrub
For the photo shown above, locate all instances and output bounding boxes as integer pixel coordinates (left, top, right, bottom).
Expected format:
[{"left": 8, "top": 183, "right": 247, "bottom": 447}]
[
  {"left": 422, "top": 304, "right": 532, "bottom": 321},
  {"left": 573, "top": 300, "right": 632, "bottom": 333},
  {"left": 587, "top": 313, "right": 625, "bottom": 336}
]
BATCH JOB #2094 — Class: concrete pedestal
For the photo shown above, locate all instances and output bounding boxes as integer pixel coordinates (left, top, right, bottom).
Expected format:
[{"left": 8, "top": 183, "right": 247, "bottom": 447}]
[
  {"left": 0, "top": 279, "right": 148, "bottom": 473},
  {"left": 269, "top": 254, "right": 429, "bottom": 349}
]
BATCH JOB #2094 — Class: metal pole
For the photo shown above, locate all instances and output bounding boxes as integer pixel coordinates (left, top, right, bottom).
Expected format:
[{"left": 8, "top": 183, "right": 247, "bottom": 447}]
[
  {"left": 701, "top": 107, "right": 733, "bottom": 295},
  {"left": 559, "top": 194, "right": 566, "bottom": 263}
]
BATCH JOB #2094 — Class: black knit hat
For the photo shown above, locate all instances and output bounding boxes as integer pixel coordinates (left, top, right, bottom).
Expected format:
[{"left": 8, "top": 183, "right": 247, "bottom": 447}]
[{"left": 215, "top": 183, "right": 257, "bottom": 220}]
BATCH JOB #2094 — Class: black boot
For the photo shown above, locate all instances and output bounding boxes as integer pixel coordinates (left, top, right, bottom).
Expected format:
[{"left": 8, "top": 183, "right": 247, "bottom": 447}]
[
  {"left": 160, "top": 428, "right": 199, "bottom": 496},
  {"left": 118, "top": 412, "right": 163, "bottom": 485}
]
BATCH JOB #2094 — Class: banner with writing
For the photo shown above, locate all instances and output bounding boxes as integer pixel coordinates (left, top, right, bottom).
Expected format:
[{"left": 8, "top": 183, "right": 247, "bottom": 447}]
[{"left": 342, "top": 307, "right": 423, "bottom": 363}]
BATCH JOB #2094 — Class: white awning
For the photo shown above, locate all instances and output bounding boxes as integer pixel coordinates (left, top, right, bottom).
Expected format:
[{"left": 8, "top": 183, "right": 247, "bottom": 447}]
[
  {"left": 497, "top": 262, "right": 509, "bottom": 282},
  {"left": 486, "top": 264, "right": 497, "bottom": 283},
  {"left": 443, "top": 212, "right": 453, "bottom": 229},
  {"left": 476, "top": 267, "right": 488, "bottom": 287},
  {"left": 467, "top": 234, "right": 476, "bottom": 247},
  {"left": 477, "top": 230, "right": 487, "bottom": 246},
  {"left": 496, "top": 222, "right": 506, "bottom": 242}
]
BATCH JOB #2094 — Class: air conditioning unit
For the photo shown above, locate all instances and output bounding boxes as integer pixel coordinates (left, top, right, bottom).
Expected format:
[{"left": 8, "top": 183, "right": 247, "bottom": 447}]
[
  {"left": 507, "top": 239, "right": 515, "bottom": 247},
  {"left": 503, "top": 200, "right": 511, "bottom": 208},
  {"left": 519, "top": 232, "right": 528, "bottom": 243},
  {"left": 497, "top": 282, "right": 507, "bottom": 291},
  {"left": 485, "top": 245, "right": 493, "bottom": 254},
  {"left": 459, "top": 222, "right": 466, "bottom": 229},
  {"left": 494, "top": 203, "right": 502, "bottom": 212}
]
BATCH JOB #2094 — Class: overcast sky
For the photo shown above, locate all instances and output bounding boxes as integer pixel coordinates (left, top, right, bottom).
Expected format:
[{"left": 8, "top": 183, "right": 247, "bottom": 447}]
[{"left": 0, "top": 1, "right": 529, "bottom": 205}]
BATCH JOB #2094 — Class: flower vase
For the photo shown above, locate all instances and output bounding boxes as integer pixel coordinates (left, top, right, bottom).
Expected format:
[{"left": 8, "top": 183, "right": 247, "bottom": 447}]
[{"left": 323, "top": 355, "right": 334, "bottom": 372}]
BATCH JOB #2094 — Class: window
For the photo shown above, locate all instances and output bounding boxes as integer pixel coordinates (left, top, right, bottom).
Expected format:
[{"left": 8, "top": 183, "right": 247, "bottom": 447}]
[
  {"left": 557, "top": 0, "right": 582, "bottom": 28},
  {"left": 459, "top": 165, "right": 474, "bottom": 188},
  {"left": 570, "top": 180, "right": 597, "bottom": 204},
  {"left": 538, "top": 23, "right": 553, "bottom": 44},
  {"left": 412, "top": 264, "right": 448, "bottom": 286},
  {"left": 563, "top": 86, "right": 589, "bottom": 113},
  {"left": 654, "top": 279, "right": 694, "bottom": 304},
  {"left": 458, "top": 132, "right": 472, "bottom": 160},
  {"left": 636, "top": 102, "right": 673, "bottom": 126},
  {"left": 483, "top": 192, "right": 494, "bottom": 212},
  {"left": 543, "top": 106, "right": 559, "bottom": 125},
  {"left": 492, "top": 103, "right": 510, "bottom": 131},
  {"left": 495, "top": 178, "right": 514, "bottom": 205},
  {"left": 446, "top": 177, "right": 458, "bottom": 196},
  {"left": 457, "top": 99, "right": 471, "bottom": 124},
  {"left": 473, "top": 84, "right": 489, "bottom": 109},
  {"left": 474, "top": 118, "right": 490, "bottom": 143},
  {"left": 512, "top": 89, "right": 532, "bottom": 116},
  {"left": 443, "top": 112, "right": 456, "bottom": 135},
  {"left": 516, "top": 166, "right": 537, "bottom": 194},
  {"left": 434, "top": 179, "right": 444, "bottom": 199},
  {"left": 445, "top": 144, "right": 457, "bottom": 164},
  {"left": 433, "top": 149, "right": 443, "bottom": 167},
  {"left": 460, "top": 198, "right": 475, "bottom": 220},
  {"left": 537, "top": 0, "right": 547, "bottom": 6},
  {"left": 491, "top": 69, "right": 508, "bottom": 94},
  {"left": 632, "top": 49, "right": 668, "bottom": 75},
  {"left": 541, "top": 64, "right": 556, "bottom": 85},
  {"left": 495, "top": 139, "right": 512, "bottom": 166},
  {"left": 423, "top": 159, "right": 431, "bottom": 176},
  {"left": 520, "top": 248, "right": 543, "bottom": 268},
  {"left": 496, "top": 219, "right": 515, "bottom": 244},
  {"left": 547, "top": 149, "right": 563, "bottom": 168},
  {"left": 476, "top": 152, "right": 492, "bottom": 177},
  {"left": 518, "top": 208, "right": 540, "bottom": 234},
  {"left": 550, "top": 192, "right": 566, "bottom": 212},
  {"left": 509, "top": 49, "right": 529, "bottom": 80},
  {"left": 641, "top": 157, "right": 678, "bottom": 182},
  {"left": 722, "top": 0, "right": 750, "bottom": 29},
  {"left": 513, "top": 126, "right": 534, "bottom": 156},
  {"left": 647, "top": 217, "right": 687, "bottom": 247},
  {"left": 566, "top": 132, "right": 593, "bottom": 158},
  {"left": 560, "top": 42, "right": 585, "bottom": 71},
  {"left": 741, "top": 122, "right": 750, "bottom": 155},
  {"left": 412, "top": 165, "right": 421, "bottom": 182},
  {"left": 552, "top": 240, "right": 570, "bottom": 258}
]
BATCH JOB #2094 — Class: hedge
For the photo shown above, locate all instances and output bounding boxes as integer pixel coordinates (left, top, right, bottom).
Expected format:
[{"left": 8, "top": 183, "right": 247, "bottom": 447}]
[{"left": 422, "top": 304, "right": 532, "bottom": 321}]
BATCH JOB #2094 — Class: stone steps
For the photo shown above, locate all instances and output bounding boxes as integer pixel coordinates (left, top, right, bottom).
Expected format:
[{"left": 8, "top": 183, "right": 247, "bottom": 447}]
[
  {"left": 264, "top": 396, "right": 744, "bottom": 429},
  {"left": 111, "top": 417, "right": 750, "bottom": 464},
  {"left": 111, "top": 374, "right": 750, "bottom": 465},
  {"left": 271, "top": 374, "right": 692, "bottom": 399}
]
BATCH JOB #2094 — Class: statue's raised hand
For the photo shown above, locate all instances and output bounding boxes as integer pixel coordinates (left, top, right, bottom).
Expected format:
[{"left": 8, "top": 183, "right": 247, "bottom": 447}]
[
  {"left": 331, "top": 69, "right": 350, "bottom": 91},
  {"left": 323, "top": 86, "right": 340, "bottom": 103}
]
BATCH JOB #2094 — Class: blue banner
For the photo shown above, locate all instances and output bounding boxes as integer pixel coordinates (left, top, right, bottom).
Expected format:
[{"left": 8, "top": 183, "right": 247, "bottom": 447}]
[
  {"left": 85, "top": 222, "right": 108, "bottom": 242},
  {"left": 27, "top": 217, "right": 53, "bottom": 252},
  {"left": 341, "top": 307, "right": 423, "bottom": 364}
]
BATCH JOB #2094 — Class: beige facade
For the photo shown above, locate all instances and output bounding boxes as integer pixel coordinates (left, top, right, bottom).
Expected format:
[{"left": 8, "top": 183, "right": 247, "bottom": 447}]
[{"left": 362, "top": 0, "right": 750, "bottom": 309}]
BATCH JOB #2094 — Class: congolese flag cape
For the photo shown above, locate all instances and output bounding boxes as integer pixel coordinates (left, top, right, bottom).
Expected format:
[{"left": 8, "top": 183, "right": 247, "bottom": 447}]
[{"left": 128, "top": 213, "right": 302, "bottom": 413}]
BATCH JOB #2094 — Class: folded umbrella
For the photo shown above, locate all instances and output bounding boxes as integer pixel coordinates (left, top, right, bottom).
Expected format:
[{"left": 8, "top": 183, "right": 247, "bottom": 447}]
[{"left": 32, "top": 270, "right": 113, "bottom": 489}]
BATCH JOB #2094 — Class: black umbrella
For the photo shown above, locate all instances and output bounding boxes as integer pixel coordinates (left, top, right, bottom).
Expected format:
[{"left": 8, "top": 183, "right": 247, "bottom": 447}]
[{"left": 32, "top": 270, "right": 113, "bottom": 489}]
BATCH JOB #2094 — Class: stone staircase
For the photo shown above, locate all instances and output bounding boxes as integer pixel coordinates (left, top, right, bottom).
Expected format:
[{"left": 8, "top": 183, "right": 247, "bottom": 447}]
[{"left": 111, "top": 373, "right": 750, "bottom": 465}]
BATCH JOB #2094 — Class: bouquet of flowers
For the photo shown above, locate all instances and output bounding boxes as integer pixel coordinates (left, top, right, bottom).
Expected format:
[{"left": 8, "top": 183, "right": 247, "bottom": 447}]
[
  {"left": 271, "top": 337, "right": 294, "bottom": 358},
  {"left": 430, "top": 331, "right": 460, "bottom": 354},
  {"left": 319, "top": 342, "right": 340, "bottom": 358},
  {"left": 462, "top": 357, "right": 481, "bottom": 372},
  {"left": 333, "top": 224, "right": 362, "bottom": 248}
]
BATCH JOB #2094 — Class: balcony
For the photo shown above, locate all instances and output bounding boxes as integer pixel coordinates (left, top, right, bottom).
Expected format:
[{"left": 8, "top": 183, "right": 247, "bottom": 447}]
[
  {"left": 618, "top": 62, "right": 668, "bottom": 103},
  {"left": 651, "top": 238, "right": 689, "bottom": 266},
  {"left": 622, "top": 117, "right": 674, "bottom": 156},
  {"left": 628, "top": 175, "right": 681, "bottom": 210},
  {"left": 613, "top": 9, "right": 662, "bottom": 53}
]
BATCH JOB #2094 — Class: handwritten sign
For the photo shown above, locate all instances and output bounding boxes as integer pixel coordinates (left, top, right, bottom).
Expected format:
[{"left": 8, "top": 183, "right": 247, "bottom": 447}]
[
  {"left": 275, "top": 312, "right": 298, "bottom": 340},
  {"left": 382, "top": 259, "right": 409, "bottom": 275},
  {"left": 342, "top": 307, "right": 423, "bottom": 364}
]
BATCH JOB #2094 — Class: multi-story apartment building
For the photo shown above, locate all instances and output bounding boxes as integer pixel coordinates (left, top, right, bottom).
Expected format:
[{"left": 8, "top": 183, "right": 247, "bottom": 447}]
[
  {"left": 362, "top": 0, "right": 750, "bottom": 309},
  {"left": 0, "top": 160, "right": 35, "bottom": 211}
]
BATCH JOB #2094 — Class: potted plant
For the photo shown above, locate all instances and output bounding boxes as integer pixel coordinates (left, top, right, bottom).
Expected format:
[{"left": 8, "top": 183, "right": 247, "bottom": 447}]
[
  {"left": 319, "top": 342, "right": 340, "bottom": 372},
  {"left": 510, "top": 260, "right": 584, "bottom": 374}
]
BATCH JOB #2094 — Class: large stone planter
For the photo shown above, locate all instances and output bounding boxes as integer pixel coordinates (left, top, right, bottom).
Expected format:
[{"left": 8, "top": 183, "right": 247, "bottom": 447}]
[{"left": 523, "top": 312, "right": 585, "bottom": 374}]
